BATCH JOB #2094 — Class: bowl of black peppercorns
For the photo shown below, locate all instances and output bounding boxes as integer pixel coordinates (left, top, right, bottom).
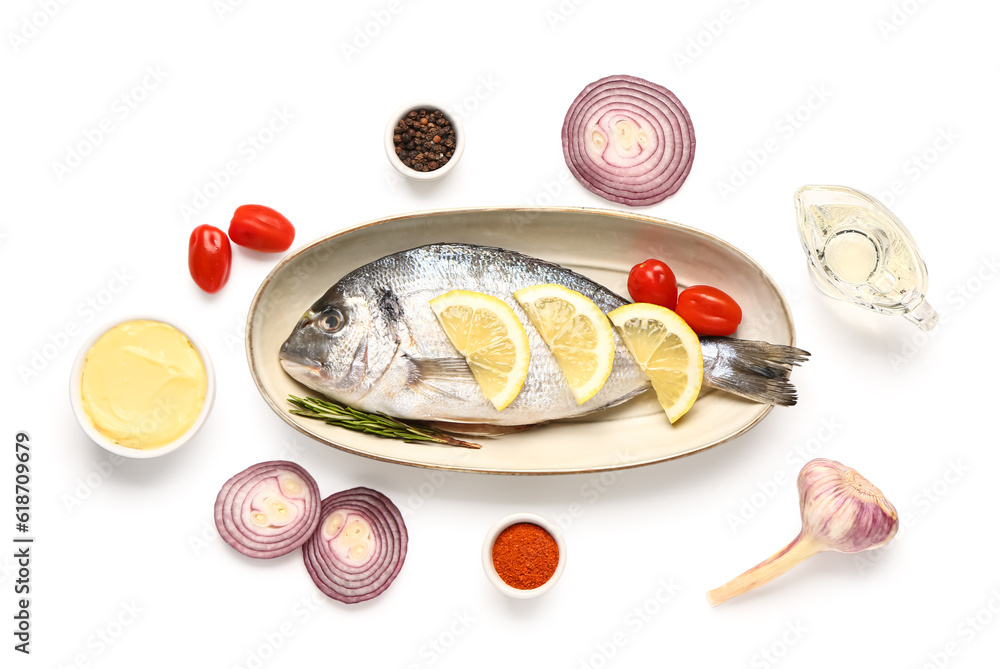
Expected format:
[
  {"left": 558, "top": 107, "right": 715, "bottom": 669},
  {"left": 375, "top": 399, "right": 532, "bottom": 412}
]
[{"left": 384, "top": 101, "right": 465, "bottom": 181}]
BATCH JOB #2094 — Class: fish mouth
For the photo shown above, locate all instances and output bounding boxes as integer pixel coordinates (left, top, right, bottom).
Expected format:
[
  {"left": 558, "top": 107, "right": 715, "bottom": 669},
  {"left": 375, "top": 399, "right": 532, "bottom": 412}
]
[
  {"left": 278, "top": 335, "right": 328, "bottom": 381},
  {"left": 278, "top": 337, "right": 369, "bottom": 393},
  {"left": 279, "top": 357, "right": 323, "bottom": 380},
  {"left": 278, "top": 341, "right": 314, "bottom": 367}
]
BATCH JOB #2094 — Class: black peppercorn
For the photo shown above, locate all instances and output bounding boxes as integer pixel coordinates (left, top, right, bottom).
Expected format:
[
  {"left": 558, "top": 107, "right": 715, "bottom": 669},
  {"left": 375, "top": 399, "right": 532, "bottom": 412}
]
[{"left": 391, "top": 106, "right": 458, "bottom": 173}]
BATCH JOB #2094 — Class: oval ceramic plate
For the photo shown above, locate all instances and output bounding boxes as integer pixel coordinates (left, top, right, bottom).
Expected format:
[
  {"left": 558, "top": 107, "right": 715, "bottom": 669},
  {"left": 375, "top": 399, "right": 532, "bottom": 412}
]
[{"left": 246, "top": 207, "right": 795, "bottom": 475}]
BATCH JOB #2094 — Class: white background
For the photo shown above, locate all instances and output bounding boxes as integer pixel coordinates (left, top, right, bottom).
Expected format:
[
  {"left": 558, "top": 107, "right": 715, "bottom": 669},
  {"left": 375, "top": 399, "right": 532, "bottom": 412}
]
[{"left": 3, "top": 0, "right": 998, "bottom": 667}]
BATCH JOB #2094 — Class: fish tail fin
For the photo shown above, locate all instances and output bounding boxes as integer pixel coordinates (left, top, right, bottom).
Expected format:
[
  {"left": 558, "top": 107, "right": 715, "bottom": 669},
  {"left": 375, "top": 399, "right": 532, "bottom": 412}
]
[{"left": 701, "top": 337, "right": 810, "bottom": 407}]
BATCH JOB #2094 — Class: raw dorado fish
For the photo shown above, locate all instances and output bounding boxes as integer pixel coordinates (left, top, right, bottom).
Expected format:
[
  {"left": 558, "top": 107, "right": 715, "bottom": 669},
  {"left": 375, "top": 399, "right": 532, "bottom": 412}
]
[{"left": 279, "top": 243, "right": 806, "bottom": 426}]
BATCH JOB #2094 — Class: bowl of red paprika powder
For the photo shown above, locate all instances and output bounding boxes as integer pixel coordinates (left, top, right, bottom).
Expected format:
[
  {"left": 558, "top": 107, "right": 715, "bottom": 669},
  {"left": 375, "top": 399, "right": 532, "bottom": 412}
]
[{"left": 482, "top": 512, "right": 566, "bottom": 599}]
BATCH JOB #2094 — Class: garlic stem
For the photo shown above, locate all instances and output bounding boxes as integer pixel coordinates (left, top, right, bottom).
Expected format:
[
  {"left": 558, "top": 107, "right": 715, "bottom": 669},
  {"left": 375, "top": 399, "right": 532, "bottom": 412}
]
[{"left": 707, "top": 533, "right": 821, "bottom": 607}]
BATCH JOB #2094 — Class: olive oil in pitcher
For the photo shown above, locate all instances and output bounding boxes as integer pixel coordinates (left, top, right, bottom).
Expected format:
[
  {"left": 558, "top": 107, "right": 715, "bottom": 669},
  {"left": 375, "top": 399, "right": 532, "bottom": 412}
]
[{"left": 794, "top": 185, "right": 939, "bottom": 331}]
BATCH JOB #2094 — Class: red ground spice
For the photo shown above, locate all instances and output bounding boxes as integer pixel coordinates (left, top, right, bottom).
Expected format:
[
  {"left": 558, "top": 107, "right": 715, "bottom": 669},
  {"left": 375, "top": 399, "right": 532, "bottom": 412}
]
[{"left": 491, "top": 522, "right": 559, "bottom": 590}]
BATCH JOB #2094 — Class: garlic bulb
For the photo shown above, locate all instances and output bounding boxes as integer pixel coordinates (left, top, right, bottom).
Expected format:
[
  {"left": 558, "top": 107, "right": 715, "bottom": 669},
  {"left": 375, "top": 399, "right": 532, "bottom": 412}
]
[{"left": 707, "top": 458, "right": 898, "bottom": 607}]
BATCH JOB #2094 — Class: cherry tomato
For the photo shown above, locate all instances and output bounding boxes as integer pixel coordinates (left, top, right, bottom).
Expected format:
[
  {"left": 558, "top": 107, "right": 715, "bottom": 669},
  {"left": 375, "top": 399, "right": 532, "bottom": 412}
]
[
  {"left": 674, "top": 285, "right": 742, "bottom": 336},
  {"left": 188, "top": 225, "right": 232, "bottom": 294},
  {"left": 228, "top": 204, "right": 295, "bottom": 252},
  {"left": 627, "top": 259, "right": 678, "bottom": 309}
]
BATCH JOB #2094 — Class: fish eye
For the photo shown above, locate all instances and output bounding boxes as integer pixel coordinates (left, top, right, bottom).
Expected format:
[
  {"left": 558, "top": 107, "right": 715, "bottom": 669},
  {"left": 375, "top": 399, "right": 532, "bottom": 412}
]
[{"left": 317, "top": 308, "right": 345, "bottom": 333}]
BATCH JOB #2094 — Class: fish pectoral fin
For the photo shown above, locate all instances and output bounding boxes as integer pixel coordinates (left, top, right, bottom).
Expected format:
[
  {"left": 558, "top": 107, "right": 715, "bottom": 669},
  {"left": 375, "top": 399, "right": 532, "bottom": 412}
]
[
  {"left": 407, "top": 356, "right": 477, "bottom": 383},
  {"left": 408, "top": 378, "right": 460, "bottom": 401},
  {"left": 401, "top": 356, "right": 475, "bottom": 402}
]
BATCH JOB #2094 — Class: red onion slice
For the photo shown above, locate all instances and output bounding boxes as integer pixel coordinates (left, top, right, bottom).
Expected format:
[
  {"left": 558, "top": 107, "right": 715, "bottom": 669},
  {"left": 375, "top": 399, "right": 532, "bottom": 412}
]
[
  {"left": 214, "top": 461, "right": 321, "bottom": 559},
  {"left": 562, "top": 74, "right": 696, "bottom": 206},
  {"left": 302, "top": 487, "right": 408, "bottom": 604}
]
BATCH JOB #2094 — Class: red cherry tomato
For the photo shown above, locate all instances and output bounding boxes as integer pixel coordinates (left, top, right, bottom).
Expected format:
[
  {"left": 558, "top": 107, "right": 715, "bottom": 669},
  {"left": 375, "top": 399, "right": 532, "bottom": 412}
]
[
  {"left": 188, "top": 225, "right": 232, "bottom": 294},
  {"left": 228, "top": 204, "right": 295, "bottom": 253},
  {"left": 627, "top": 259, "right": 678, "bottom": 309},
  {"left": 674, "top": 285, "right": 742, "bottom": 336}
]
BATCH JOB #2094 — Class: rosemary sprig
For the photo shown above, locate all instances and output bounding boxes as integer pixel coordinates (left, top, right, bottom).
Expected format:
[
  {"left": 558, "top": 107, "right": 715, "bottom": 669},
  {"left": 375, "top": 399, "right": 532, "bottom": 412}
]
[{"left": 287, "top": 395, "right": 480, "bottom": 449}]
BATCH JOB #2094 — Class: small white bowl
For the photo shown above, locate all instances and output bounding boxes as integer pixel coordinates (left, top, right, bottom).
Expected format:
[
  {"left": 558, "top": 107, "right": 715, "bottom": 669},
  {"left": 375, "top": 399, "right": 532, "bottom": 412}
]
[
  {"left": 482, "top": 512, "right": 567, "bottom": 599},
  {"left": 69, "top": 316, "right": 216, "bottom": 459},
  {"left": 384, "top": 101, "right": 465, "bottom": 181}
]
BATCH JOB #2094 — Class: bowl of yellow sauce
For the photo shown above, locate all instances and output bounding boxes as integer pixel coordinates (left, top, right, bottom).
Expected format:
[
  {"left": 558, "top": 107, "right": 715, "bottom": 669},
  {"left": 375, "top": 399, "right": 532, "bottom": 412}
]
[{"left": 70, "top": 318, "right": 215, "bottom": 458}]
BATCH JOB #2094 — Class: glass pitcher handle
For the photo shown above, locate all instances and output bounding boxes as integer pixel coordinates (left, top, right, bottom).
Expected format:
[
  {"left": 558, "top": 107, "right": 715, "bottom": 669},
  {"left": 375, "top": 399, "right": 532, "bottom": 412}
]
[{"left": 902, "top": 299, "right": 940, "bottom": 331}]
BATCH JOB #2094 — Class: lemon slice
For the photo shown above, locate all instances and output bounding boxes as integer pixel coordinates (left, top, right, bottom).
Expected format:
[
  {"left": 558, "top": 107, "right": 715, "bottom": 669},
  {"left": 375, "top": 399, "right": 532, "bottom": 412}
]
[
  {"left": 429, "top": 290, "right": 530, "bottom": 411},
  {"left": 513, "top": 284, "right": 615, "bottom": 404},
  {"left": 607, "top": 303, "right": 703, "bottom": 423}
]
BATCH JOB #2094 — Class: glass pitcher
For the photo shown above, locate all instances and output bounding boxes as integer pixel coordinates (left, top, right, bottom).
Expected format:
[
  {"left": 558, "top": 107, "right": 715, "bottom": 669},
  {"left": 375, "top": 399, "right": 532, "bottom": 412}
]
[{"left": 794, "top": 185, "right": 939, "bottom": 331}]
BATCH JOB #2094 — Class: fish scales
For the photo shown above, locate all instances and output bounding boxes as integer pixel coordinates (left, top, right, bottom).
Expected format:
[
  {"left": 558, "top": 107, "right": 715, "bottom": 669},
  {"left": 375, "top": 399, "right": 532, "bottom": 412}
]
[
  {"left": 279, "top": 243, "right": 809, "bottom": 425},
  {"left": 280, "top": 243, "right": 650, "bottom": 425}
]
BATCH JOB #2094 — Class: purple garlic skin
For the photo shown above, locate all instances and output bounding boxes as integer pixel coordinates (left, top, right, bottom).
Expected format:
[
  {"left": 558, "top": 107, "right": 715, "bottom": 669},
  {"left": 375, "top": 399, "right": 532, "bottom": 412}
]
[{"left": 798, "top": 458, "right": 899, "bottom": 554}]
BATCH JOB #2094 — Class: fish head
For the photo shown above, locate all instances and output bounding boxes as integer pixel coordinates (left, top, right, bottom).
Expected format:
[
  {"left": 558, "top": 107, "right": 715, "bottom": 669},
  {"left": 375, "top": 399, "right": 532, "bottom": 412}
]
[{"left": 279, "top": 284, "right": 399, "bottom": 404}]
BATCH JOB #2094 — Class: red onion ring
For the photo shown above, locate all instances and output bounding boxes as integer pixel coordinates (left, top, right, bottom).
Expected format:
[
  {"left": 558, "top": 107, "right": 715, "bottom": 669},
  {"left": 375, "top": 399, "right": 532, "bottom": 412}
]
[
  {"left": 214, "top": 461, "right": 321, "bottom": 559},
  {"left": 562, "top": 74, "right": 696, "bottom": 206},
  {"left": 302, "top": 487, "right": 408, "bottom": 604}
]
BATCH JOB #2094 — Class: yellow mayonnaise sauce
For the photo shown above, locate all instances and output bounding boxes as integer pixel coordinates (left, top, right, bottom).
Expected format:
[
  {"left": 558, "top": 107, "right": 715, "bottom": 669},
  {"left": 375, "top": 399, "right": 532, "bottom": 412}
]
[{"left": 80, "top": 320, "right": 207, "bottom": 450}]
